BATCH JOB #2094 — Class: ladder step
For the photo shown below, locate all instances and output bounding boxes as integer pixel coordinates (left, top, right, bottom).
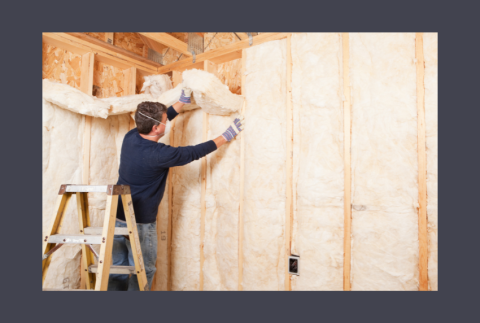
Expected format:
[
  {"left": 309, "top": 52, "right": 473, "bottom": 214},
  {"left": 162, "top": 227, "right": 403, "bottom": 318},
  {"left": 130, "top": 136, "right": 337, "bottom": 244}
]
[
  {"left": 84, "top": 226, "right": 129, "bottom": 235},
  {"left": 89, "top": 265, "right": 136, "bottom": 275},
  {"left": 48, "top": 234, "right": 103, "bottom": 244}
]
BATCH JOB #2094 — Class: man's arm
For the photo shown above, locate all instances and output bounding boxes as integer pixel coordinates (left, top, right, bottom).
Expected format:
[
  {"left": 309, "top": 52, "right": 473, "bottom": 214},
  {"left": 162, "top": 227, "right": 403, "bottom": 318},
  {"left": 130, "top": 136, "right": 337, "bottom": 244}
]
[{"left": 155, "top": 116, "right": 245, "bottom": 168}]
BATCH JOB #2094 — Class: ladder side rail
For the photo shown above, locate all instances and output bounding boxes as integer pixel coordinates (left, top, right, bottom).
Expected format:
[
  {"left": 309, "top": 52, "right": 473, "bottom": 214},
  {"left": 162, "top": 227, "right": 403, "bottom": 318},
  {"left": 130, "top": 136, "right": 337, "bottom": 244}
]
[
  {"left": 122, "top": 193, "right": 149, "bottom": 291},
  {"left": 76, "top": 192, "right": 96, "bottom": 289},
  {"left": 42, "top": 192, "right": 72, "bottom": 285},
  {"left": 94, "top": 194, "right": 119, "bottom": 291}
]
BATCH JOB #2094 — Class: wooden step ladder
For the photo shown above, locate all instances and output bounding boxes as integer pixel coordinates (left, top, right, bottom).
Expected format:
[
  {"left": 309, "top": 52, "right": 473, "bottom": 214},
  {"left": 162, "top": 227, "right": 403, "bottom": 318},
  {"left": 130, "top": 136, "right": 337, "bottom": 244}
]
[{"left": 42, "top": 184, "right": 149, "bottom": 291}]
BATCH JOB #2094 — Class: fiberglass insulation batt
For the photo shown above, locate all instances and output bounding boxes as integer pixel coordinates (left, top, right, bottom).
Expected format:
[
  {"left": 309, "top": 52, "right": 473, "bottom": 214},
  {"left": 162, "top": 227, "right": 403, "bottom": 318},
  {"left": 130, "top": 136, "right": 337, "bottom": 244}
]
[
  {"left": 350, "top": 33, "right": 419, "bottom": 290},
  {"left": 42, "top": 99, "right": 84, "bottom": 289},
  {"left": 290, "top": 33, "right": 345, "bottom": 290},
  {"left": 424, "top": 33, "right": 438, "bottom": 291},
  {"left": 242, "top": 39, "right": 287, "bottom": 290},
  {"left": 171, "top": 109, "right": 204, "bottom": 290},
  {"left": 203, "top": 112, "right": 241, "bottom": 290},
  {"left": 87, "top": 114, "right": 130, "bottom": 231}
]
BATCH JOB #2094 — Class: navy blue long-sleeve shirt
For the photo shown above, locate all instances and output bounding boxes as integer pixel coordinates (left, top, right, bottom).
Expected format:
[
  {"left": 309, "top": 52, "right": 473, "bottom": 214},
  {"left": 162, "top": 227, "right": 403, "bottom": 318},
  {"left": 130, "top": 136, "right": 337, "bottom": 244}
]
[{"left": 116, "top": 106, "right": 217, "bottom": 223}]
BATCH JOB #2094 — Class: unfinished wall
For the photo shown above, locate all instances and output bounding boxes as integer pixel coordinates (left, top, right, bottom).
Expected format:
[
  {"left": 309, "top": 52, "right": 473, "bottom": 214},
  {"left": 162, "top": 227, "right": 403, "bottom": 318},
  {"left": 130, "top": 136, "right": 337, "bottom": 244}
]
[
  {"left": 350, "top": 34, "right": 419, "bottom": 290},
  {"left": 290, "top": 33, "right": 345, "bottom": 290},
  {"left": 43, "top": 33, "right": 437, "bottom": 291},
  {"left": 242, "top": 39, "right": 287, "bottom": 290},
  {"left": 424, "top": 33, "right": 438, "bottom": 291}
]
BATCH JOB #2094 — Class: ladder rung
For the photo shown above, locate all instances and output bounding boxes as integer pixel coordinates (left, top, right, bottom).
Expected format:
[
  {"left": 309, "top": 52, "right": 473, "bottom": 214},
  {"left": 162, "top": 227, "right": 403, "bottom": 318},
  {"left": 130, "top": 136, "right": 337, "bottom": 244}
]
[
  {"left": 65, "top": 185, "right": 108, "bottom": 193},
  {"left": 89, "top": 265, "right": 136, "bottom": 275},
  {"left": 84, "top": 226, "right": 129, "bottom": 235},
  {"left": 48, "top": 234, "right": 103, "bottom": 244}
]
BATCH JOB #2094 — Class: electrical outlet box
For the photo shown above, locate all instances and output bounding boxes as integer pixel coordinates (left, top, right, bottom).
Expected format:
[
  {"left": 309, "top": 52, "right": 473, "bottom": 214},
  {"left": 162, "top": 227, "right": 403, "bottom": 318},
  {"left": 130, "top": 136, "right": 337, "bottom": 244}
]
[{"left": 288, "top": 255, "right": 300, "bottom": 275}]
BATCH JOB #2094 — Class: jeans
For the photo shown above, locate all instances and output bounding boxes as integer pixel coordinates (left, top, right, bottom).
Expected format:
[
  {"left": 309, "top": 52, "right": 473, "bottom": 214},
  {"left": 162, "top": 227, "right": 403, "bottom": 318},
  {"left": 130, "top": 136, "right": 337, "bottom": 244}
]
[{"left": 107, "top": 220, "right": 157, "bottom": 291}]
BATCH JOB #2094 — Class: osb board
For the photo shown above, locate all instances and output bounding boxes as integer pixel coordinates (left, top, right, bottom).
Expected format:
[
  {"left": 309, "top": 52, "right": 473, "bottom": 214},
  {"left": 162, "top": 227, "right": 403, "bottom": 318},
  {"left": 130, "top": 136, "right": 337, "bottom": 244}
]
[
  {"left": 93, "top": 61, "right": 125, "bottom": 98},
  {"left": 85, "top": 32, "right": 106, "bottom": 41},
  {"left": 204, "top": 33, "right": 242, "bottom": 94},
  {"left": 42, "top": 42, "right": 82, "bottom": 89},
  {"left": 115, "top": 32, "right": 147, "bottom": 57},
  {"left": 86, "top": 32, "right": 147, "bottom": 57}
]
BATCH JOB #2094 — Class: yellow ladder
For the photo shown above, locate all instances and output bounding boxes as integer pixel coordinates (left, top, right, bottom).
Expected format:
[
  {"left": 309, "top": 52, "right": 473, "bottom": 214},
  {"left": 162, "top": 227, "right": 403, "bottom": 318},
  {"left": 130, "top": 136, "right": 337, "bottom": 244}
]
[{"left": 42, "top": 184, "right": 148, "bottom": 291}]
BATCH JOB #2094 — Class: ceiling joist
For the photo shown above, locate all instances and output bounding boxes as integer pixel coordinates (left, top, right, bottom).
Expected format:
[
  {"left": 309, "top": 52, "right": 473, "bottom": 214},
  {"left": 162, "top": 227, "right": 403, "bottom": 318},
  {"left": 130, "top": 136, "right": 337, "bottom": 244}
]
[
  {"left": 138, "top": 33, "right": 192, "bottom": 57},
  {"left": 157, "top": 33, "right": 288, "bottom": 74}
]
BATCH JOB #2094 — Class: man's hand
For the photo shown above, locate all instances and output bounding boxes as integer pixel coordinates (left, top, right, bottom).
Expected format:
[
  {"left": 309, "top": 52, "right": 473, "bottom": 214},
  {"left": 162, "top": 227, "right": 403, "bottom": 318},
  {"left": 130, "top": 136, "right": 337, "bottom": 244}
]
[
  {"left": 222, "top": 116, "right": 245, "bottom": 141},
  {"left": 179, "top": 86, "right": 192, "bottom": 104}
]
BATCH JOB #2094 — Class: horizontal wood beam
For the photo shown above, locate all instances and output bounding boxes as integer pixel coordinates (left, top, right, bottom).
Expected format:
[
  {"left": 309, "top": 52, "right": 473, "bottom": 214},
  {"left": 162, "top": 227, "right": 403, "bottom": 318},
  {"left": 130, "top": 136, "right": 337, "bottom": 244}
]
[
  {"left": 139, "top": 33, "right": 192, "bottom": 57},
  {"left": 234, "top": 33, "right": 249, "bottom": 40},
  {"left": 138, "top": 34, "right": 167, "bottom": 55},
  {"left": 158, "top": 33, "right": 288, "bottom": 74},
  {"left": 43, "top": 33, "right": 160, "bottom": 74}
]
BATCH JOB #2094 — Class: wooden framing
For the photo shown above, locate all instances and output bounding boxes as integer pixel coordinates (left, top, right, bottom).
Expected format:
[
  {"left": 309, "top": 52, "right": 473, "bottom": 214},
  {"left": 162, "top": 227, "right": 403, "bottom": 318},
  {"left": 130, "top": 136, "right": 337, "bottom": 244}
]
[
  {"left": 121, "top": 193, "right": 149, "bottom": 291},
  {"left": 416, "top": 33, "right": 428, "bottom": 291},
  {"left": 166, "top": 71, "right": 182, "bottom": 290},
  {"left": 199, "top": 61, "right": 216, "bottom": 290},
  {"left": 238, "top": 49, "right": 247, "bottom": 291},
  {"left": 80, "top": 52, "right": 94, "bottom": 186},
  {"left": 234, "top": 33, "right": 249, "bottom": 40},
  {"left": 342, "top": 33, "right": 352, "bottom": 291},
  {"left": 157, "top": 33, "right": 289, "bottom": 74},
  {"left": 139, "top": 33, "right": 192, "bottom": 57},
  {"left": 76, "top": 192, "right": 95, "bottom": 289},
  {"left": 123, "top": 67, "right": 137, "bottom": 96},
  {"left": 94, "top": 195, "right": 118, "bottom": 290},
  {"left": 123, "top": 67, "right": 137, "bottom": 130},
  {"left": 105, "top": 33, "right": 114, "bottom": 45},
  {"left": 284, "top": 34, "right": 294, "bottom": 291},
  {"left": 79, "top": 51, "right": 94, "bottom": 289},
  {"left": 42, "top": 193, "right": 73, "bottom": 284},
  {"left": 44, "top": 33, "right": 160, "bottom": 74}
]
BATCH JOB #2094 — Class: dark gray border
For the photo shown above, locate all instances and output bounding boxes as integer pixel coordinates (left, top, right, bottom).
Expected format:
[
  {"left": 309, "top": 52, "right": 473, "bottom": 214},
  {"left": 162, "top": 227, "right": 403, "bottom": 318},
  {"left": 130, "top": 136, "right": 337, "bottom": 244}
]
[{"left": 4, "top": 0, "right": 479, "bottom": 321}]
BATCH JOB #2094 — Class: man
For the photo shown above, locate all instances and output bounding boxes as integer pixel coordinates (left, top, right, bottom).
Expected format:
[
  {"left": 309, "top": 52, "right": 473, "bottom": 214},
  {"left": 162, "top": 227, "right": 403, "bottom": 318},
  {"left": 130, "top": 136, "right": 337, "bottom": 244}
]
[{"left": 108, "top": 86, "right": 244, "bottom": 291}]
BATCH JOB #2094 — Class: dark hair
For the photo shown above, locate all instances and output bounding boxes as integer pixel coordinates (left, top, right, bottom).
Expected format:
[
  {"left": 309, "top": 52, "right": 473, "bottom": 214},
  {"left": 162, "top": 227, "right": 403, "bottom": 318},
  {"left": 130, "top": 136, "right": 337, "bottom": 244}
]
[{"left": 135, "top": 101, "right": 167, "bottom": 134}]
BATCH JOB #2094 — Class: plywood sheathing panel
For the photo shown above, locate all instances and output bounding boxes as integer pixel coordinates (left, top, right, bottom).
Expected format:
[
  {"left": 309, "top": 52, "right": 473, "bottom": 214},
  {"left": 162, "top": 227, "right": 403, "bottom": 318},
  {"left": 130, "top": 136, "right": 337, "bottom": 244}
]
[
  {"left": 243, "top": 39, "right": 287, "bottom": 290},
  {"left": 204, "top": 33, "right": 242, "bottom": 94},
  {"left": 93, "top": 61, "right": 125, "bottom": 98},
  {"left": 171, "top": 109, "right": 204, "bottom": 290},
  {"left": 350, "top": 34, "right": 419, "bottom": 290},
  {"left": 290, "top": 33, "right": 344, "bottom": 291},
  {"left": 114, "top": 33, "right": 146, "bottom": 57},
  {"left": 42, "top": 42, "right": 82, "bottom": 89},
  {"left": 423, "top": 33, "right": 438, "bottom": 291}
]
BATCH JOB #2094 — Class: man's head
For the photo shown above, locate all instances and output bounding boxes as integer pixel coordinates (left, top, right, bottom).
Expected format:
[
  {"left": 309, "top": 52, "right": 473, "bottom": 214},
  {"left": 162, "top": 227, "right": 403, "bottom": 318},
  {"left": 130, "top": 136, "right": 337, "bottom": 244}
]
[{"left": 135, "top": 101, "right": 168, "bottom": 135}]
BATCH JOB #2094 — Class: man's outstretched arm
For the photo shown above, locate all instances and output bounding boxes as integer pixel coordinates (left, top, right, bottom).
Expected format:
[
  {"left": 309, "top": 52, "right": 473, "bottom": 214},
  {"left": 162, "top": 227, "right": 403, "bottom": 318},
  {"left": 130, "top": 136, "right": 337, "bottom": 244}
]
[{"left": 155, "top": 116, "right": 245, "bottom": 168}]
